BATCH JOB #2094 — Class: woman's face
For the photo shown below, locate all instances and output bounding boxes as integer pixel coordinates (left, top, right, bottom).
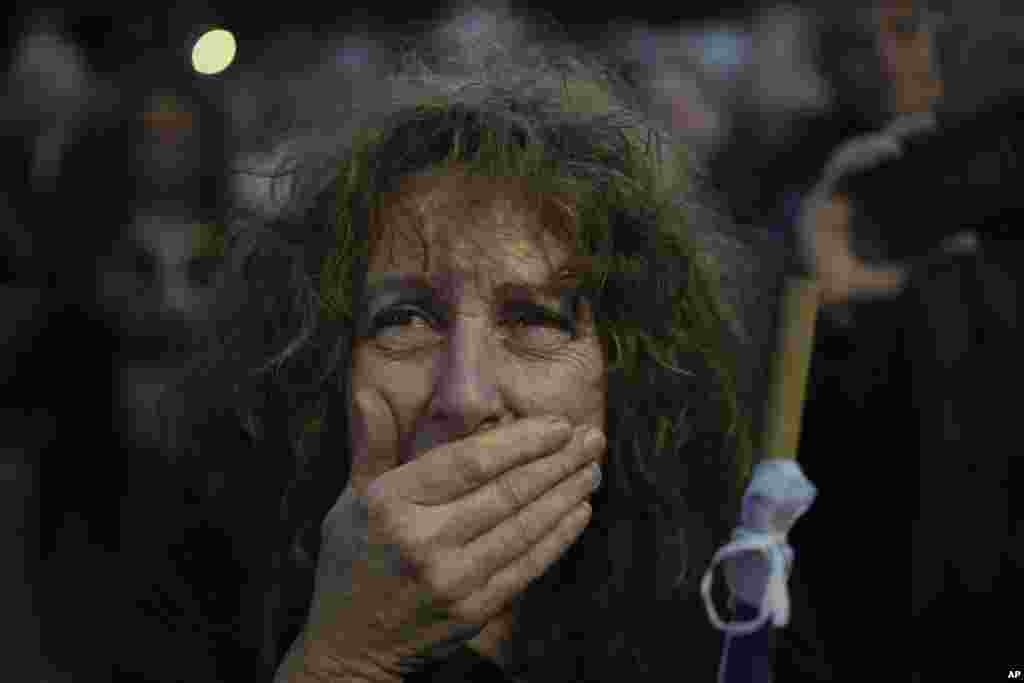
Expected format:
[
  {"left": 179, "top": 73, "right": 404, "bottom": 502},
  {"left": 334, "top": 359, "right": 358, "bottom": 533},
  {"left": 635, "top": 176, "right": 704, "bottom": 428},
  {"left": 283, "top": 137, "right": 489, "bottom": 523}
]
[{"left": 350, "top": 170, "right": 606, "bottom": 467}]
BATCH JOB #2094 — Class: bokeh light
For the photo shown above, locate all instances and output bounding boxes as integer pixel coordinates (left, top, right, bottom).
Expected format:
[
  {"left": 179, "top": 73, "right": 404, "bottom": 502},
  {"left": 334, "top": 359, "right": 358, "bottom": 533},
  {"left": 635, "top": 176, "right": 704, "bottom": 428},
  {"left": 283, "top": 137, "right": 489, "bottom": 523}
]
[{"left": 191, "top": 28, "right": 236, "bottom": 75}]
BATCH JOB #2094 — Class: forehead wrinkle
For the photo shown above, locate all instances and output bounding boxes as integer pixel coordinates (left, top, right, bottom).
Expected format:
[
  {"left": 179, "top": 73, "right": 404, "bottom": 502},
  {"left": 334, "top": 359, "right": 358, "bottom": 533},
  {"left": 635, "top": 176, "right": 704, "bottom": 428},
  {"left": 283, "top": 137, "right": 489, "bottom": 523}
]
[
  {"left": 366, "top": 255, "right": 574, "bottom": 317},
  {"left": 368, "top": 169, "right": 584, "bottom": 309},
  {"left": 373, "top": 205, "right": 566, "bottom": 277}
]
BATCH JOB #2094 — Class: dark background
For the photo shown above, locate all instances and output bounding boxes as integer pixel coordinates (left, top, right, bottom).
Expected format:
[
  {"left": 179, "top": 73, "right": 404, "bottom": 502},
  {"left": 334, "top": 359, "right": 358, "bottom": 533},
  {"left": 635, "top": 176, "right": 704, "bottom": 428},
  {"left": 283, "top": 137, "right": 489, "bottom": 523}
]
[
  {"left": 8, "top": 2, "right": 769, "bottom": 72},
  {"left": 5, "top": 2, "right": 1021, "bottom": 681}
]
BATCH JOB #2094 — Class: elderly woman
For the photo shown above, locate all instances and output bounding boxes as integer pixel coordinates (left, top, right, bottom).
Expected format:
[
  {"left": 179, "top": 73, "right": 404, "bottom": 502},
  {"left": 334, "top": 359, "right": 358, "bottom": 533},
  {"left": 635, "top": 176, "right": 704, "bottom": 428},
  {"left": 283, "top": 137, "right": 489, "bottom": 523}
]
[{"left": 155, "top": 27, "right": 756, "bottom": 683}]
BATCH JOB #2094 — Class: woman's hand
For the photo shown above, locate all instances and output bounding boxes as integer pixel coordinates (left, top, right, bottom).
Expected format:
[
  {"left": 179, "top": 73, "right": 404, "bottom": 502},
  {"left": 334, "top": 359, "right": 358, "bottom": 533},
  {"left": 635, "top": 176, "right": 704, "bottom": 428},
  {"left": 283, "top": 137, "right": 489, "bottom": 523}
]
[{"left": 277, "top": 389, "right": 604, "bottom": 682}]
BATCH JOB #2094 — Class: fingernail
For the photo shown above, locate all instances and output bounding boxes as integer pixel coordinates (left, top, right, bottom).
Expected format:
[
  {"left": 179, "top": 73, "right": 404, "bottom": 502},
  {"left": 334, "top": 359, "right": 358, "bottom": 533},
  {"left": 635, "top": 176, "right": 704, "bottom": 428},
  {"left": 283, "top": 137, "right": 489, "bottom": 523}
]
[{"left": 590, "top": 462, "right": 602, "bottom": 489}]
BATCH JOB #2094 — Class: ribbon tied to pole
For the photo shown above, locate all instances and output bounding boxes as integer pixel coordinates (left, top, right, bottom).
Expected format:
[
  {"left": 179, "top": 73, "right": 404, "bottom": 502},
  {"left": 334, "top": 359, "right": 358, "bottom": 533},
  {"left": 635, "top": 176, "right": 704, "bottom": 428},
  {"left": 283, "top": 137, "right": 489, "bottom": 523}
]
[{"left": 701, "top": 458, "right": 817, "bottom": 636}]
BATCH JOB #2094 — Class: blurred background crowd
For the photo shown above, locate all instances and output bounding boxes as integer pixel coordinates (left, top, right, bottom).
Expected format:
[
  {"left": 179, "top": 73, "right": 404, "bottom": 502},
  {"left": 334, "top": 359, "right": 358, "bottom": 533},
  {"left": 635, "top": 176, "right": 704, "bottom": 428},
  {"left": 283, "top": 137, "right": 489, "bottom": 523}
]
[{"left": 2, "top": 0, "right": 1020, "bottom": 680}]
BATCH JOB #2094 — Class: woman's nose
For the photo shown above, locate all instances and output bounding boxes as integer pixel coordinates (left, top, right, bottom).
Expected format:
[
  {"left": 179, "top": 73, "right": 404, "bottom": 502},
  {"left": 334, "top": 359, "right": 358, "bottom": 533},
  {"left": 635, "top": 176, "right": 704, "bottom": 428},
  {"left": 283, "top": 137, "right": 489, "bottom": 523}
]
[{"left": 427, "top": 316, "right": 504, "bottom": 438}]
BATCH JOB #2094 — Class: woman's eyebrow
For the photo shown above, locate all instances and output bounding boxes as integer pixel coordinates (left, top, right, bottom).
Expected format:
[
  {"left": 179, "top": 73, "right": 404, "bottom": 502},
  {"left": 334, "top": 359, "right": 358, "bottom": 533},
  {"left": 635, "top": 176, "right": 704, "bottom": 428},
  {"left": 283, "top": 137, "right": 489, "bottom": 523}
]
[
  {"left": 362, "top": 272, "right": 583, "bottom": 306},
  {"left": 358, "top": 275, "right": 438, "bottom": 328},
  {"left": 363, "top": 274, "right": 435, "bottom": 302},
  {"left": 495, "top": 261, "right": 584, "bottom": 298}
]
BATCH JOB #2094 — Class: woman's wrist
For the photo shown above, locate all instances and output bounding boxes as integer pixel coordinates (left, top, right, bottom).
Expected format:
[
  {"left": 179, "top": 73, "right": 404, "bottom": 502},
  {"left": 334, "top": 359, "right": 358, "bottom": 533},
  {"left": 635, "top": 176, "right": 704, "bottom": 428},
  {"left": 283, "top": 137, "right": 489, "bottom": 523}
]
[{"left": 275, "top": 633, "right": 403, "bottom": 683}]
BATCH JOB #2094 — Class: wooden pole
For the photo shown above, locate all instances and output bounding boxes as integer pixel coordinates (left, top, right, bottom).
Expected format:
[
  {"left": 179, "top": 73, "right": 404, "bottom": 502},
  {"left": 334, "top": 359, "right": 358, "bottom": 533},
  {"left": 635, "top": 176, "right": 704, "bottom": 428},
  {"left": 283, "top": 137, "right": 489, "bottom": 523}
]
[{"left": 760, "top": 278, "right": 821, "bottom": 461}]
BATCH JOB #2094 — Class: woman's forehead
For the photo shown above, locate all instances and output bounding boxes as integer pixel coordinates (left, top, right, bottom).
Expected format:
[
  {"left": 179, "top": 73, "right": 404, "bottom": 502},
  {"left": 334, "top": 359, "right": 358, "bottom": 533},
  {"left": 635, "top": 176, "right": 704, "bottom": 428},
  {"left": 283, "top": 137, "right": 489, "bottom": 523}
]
[{"left": 369, "top": 169, "right": 573, "bottom": 281}]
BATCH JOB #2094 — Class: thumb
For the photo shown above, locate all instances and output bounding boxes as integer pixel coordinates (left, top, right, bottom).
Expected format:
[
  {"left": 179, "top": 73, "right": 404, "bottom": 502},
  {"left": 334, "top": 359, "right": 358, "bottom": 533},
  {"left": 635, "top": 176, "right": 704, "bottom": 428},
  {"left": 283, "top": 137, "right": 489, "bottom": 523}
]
[{"left": 348, "top": 388, "right": 400, "bottom": 492}]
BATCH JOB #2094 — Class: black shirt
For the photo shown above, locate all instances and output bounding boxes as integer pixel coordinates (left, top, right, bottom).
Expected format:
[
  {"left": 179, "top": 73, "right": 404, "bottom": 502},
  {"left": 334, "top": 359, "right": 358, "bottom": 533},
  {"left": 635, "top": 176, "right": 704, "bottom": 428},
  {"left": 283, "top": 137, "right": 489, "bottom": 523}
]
[{"left": 404, "top": 646, "right": 514, "bottom": 683}]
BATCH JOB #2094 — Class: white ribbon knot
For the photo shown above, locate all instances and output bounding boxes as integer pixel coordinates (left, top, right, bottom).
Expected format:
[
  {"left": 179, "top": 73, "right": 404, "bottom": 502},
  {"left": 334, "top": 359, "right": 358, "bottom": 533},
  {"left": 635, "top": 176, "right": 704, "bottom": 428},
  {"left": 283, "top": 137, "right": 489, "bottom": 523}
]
[{"left": 701, "top": 458, "right": 817, "bottom": 636}]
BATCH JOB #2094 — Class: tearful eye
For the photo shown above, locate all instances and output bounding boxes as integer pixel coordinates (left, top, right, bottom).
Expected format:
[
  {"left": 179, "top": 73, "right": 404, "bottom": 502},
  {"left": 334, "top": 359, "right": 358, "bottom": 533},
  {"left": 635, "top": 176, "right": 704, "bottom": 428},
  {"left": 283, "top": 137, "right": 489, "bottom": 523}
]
[
  {"left": 372, "top": 306, "right": 431, "bottom": 330},
  {"left": 506, "top": 307, "right": 571, "bottom": 331},
  {"left": 368, "top": 305, "right": 443, "bottom": 350},
  {"left": 503, "top": 304, "right": 577, "bottom": 349}
]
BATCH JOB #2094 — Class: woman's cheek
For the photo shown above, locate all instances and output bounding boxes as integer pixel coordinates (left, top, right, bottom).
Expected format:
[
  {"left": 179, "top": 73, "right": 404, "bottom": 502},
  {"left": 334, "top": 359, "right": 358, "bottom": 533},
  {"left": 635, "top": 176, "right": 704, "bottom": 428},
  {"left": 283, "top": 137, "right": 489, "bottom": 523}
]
[
  {"left": 353, "top": 349, "right": 439, "bottom": 435},
  {"left": 500, "top": 348, "right": 605, "bottom": 422}
]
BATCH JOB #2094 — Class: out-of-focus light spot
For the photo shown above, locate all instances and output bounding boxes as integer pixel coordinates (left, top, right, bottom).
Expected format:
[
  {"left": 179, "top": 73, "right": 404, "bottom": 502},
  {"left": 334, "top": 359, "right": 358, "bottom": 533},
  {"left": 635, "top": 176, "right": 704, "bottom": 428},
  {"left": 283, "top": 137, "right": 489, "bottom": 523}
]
[
  {"left": 452, "top": 10, "right": 496, "bottom": 43},
  {"left": 15, "top": 31, "right": 87, "bottom": 97},
  {"left": 693, "top": 30, "right": 750, "bottom": 77},
  {"left": 636, "top": 36, "right": 660, "bottom": 65},
  {"left": 336, "top": 44, "right": 370, "bottom": 71},
  {"left": 192, "top": 28, "right": 236, "bottom": 75}
]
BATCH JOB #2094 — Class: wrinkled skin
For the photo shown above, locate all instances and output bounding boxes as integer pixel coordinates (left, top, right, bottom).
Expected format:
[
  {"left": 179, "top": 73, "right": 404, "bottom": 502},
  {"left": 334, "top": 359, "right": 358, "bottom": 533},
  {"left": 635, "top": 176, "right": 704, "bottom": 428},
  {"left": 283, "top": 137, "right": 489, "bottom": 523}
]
[{"left": 276, "top": 170, "right": 607, "bottom": 681}]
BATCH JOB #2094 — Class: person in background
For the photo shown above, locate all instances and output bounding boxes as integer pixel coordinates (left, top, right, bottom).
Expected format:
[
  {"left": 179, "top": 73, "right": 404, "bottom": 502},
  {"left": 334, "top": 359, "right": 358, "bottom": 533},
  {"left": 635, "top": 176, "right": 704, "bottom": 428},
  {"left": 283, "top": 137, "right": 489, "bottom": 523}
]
[
  {"left": 22, "top": 46, "right": 234, "bottom": 680},
  {"left": 797, "top": 1, "right": 1022, "bottom": 678}
]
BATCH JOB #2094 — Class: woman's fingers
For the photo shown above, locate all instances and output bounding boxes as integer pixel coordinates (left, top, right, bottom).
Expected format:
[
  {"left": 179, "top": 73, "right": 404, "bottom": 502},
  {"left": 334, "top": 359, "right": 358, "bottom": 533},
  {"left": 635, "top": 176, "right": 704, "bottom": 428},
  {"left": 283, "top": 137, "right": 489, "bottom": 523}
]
[
  {"left": 386, "top": 417, "right": 573, "bottom": 505},
  {"left": 349, "top": 389, "right": 401, "bottom": 493},
  {"left": 440, "top": 425, "right": 604, "bottom": 546},
  {"left": 451, "top": 457, "right": 601, "bottom": 591},
  {"left": 452, "top": 500, "right": 593, "bottom": 624},
  {"left": 319, "top": 416, "right": 598, "bottom": 663}
]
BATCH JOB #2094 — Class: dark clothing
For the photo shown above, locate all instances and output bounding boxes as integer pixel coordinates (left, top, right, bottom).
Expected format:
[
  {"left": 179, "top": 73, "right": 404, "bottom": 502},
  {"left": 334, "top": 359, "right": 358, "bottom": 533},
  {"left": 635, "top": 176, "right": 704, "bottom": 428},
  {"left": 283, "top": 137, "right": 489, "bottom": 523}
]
[
  {"left": 907, "top": 249, "right": 1021, "bottom": 674},
  {"left": 794, "top": 92, "right": 1022, "bottom": 679},
  {"left": 787, "top": 296, "right": 915, "bottom": 682},
  {"left": 839, "top": 93, "right": 1024, "bottom": 259},
  {"left": 406, "top": 647, "right": 513, "bottom": 683},
  {"left": 403, "top": 603, "right": 773, "bottom": 683}
]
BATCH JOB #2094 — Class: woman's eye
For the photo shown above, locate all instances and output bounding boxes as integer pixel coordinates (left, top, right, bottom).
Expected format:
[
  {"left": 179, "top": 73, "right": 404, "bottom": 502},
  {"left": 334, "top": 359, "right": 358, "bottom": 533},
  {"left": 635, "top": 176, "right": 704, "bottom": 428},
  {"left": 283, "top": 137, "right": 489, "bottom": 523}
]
[
  {"left": 508, "top": 307, "right": 571, "bottom": 330},
  {"left": 369, "top": 306, "right": 442, "bottom": 348},
  {"left": 504, "top": 305, "right": 576, "bottom": 347},
  {"left": 372, "top": 306, "right": 431, "bottom": 330}
]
